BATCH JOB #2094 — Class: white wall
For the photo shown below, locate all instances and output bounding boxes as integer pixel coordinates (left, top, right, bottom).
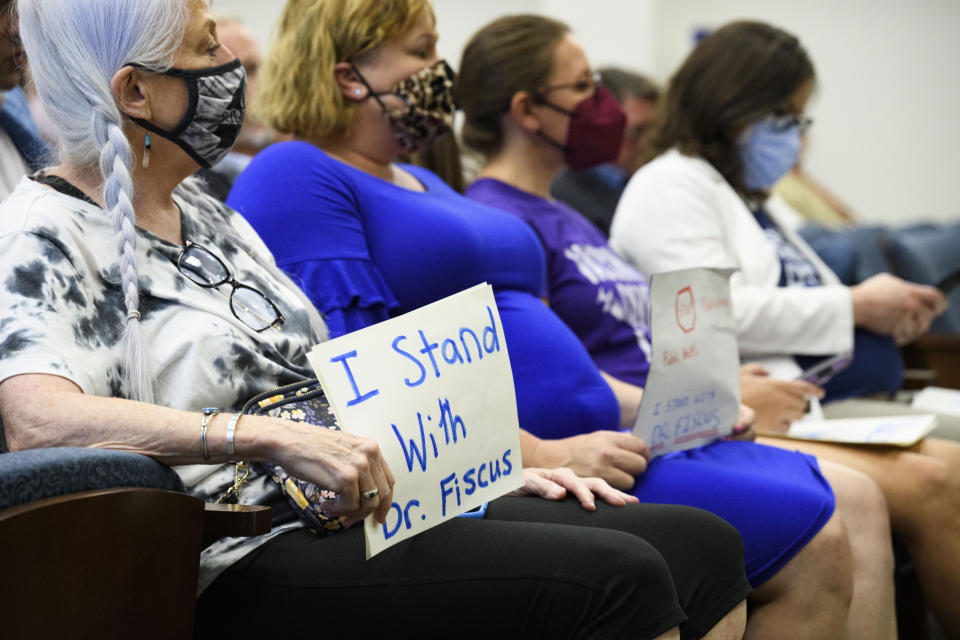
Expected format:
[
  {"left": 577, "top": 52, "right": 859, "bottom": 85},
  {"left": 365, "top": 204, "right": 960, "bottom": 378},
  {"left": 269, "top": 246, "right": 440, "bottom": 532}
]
[
  {"left": 223, "top": 0, "right": 960, "bottom": 225},
  {"left": 433, "top": 0, "right": 538, "bottom": 64},
  {"left": 535, "top": 0, "right": 656, "bottom": 72},
  {"left": 222, "top": 0, "right": 656, "bottom": 85},
  {"left": 440, "top": 1, "right": 658, "bottom": 70}
]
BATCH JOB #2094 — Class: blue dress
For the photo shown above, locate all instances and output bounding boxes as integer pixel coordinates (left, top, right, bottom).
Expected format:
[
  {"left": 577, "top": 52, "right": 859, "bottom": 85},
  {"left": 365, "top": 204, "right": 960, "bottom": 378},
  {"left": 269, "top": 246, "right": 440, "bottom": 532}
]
[
  {"left": 228, "top": 142, "right": 618, "bottom": 439},
  {"left": 229, "top": 141, "right": 835, "bottom": 586}
]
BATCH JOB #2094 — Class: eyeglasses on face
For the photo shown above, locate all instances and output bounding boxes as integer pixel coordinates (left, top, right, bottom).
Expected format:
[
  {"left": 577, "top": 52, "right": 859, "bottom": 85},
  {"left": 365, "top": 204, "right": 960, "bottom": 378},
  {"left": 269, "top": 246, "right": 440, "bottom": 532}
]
[
  {"left": 536, "top": 71, "right": 602, "bottom": 96},
  {"left": 176, "top": 241, "right": 285, "bottom": 332},
  {"left": 771, "top": 110, "right": 814, "bottom": 135}
]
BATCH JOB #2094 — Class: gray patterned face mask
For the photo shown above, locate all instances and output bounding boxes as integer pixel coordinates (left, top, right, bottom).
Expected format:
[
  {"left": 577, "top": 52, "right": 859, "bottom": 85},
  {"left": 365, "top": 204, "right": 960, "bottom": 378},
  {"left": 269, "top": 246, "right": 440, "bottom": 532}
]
[{"left": 128, "top": 58, "right": 246, "bottom": 168}]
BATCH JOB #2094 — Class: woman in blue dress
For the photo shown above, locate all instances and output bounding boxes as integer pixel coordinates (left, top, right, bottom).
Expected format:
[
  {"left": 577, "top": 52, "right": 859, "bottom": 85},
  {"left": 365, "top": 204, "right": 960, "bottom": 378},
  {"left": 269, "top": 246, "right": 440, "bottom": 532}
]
[{"left": 229, "top": 1, "right": 865, "bottom": 636}]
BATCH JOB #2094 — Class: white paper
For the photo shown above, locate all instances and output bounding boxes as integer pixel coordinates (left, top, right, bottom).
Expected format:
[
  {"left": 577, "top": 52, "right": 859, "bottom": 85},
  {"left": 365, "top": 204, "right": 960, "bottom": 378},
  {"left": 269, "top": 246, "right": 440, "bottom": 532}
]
[
  {"left": 787, "top": 414, "right": 937, "bottom": 446},
  {"left": 633, "top": 268, "right": 741, "bottom": 456},
  {"left": 307, "top": 283, "right": 524, "bottom": 558},
  {"left": 802, "top": 397, "right": 825, "bottom": 421},
  {"left": 911, "top": 386, "right": 960, "bottom": 417}
]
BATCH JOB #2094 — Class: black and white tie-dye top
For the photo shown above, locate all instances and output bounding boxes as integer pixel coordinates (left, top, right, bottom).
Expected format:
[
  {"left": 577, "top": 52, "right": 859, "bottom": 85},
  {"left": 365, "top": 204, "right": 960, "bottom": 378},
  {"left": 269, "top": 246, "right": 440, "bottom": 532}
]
[{"left": 0, "top": 176, "right": 324, "bottom": 591}]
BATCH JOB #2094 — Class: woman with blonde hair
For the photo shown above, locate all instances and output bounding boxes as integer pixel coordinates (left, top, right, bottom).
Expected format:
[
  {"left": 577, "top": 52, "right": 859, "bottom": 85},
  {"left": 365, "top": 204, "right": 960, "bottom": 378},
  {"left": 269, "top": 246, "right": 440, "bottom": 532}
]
[{"left": 228, "top": 1, "right": 877, "bottom": 637}]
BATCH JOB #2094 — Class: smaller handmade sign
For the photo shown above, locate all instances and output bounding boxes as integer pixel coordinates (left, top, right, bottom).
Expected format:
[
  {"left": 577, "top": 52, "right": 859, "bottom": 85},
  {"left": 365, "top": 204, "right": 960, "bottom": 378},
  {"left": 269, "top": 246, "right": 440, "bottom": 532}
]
[{"left": 633, "top": 268, "right": 741, "bottom": 456}]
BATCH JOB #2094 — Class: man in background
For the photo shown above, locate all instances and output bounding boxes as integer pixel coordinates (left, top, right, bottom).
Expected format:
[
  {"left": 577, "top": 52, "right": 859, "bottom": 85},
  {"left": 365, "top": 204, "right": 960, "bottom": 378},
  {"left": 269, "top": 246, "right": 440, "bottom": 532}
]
[
  {"left": 551, "top": 68, "right": 658, "bottom": 236},
  {"left": 200, "top": 15, "right": 277, "bottom": 201}
]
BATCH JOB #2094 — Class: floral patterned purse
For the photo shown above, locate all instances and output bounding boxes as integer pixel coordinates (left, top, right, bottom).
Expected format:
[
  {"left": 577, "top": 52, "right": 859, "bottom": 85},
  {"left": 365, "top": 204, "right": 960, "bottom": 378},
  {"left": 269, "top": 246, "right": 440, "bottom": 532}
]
[{"left": 221, "top": 379, "right": 346, "bottom": 536}]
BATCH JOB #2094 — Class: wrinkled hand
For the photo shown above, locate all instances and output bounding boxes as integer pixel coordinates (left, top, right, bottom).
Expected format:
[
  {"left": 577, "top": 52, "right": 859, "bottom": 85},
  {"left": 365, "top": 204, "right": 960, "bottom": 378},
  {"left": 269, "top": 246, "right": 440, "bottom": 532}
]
[
  {"left": 850, "top": 273, "right": 946, "bottom": 344},
  {"left": 511, "top": 467, "right": 640, "bottom": 511},
  {"left": 725, "top": 404, "right": 757, "bottom": 441},
  {"left": 740, "top": 364, "right": 824, "bottom": 434},
  {"left": 533, "top": 430, "right": 650, "bottom": 490},
  {"left": 273, "top": 419, "right": 395, "bottom": 528}
]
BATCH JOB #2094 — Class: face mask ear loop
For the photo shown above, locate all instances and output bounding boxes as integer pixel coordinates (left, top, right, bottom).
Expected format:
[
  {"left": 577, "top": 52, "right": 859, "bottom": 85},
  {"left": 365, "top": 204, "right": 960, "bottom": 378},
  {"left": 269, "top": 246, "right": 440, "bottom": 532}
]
[
  {"left": 530, "top": 91, "right": 578, "bottom": 118},
  {"left": 534, "top": 128, "right": 568, "bottom": 153},
  {"left": 348, "top": 60, "right": 391, "bottom": 112},
  {"left": 526, "top": 90, "right": 571, "bottom": 152}
]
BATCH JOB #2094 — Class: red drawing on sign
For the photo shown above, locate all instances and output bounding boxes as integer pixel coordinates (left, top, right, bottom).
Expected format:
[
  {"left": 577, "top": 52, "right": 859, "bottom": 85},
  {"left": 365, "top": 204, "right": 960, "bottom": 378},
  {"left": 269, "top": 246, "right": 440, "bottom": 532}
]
[{"left": 675, "top": 286, "right": 696, "bottom": 333}]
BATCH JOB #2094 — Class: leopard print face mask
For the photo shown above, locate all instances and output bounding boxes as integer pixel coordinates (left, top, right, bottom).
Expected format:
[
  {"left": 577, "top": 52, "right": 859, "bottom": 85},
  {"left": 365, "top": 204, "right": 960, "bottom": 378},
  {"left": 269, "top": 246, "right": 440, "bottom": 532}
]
[{"left": 351, "top": 59, "right": 457, "bottom": 153}]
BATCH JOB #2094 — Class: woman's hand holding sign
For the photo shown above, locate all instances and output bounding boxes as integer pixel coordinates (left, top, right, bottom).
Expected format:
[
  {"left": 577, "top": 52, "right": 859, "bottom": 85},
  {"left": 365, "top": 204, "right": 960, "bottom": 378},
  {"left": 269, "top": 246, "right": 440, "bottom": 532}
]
[
  {"left": 725, "top": 405, "right": 758, "bottom": 442},
  {"left": 270, "top": 418, "right": 396, "bottom": 528}
]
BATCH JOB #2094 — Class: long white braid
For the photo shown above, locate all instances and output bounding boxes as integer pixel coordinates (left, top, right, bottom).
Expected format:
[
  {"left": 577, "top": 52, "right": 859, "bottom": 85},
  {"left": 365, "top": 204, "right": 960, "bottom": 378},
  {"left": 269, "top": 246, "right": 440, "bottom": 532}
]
[{"left": 92, "top": 106, "right": 154, "bottom": 402}]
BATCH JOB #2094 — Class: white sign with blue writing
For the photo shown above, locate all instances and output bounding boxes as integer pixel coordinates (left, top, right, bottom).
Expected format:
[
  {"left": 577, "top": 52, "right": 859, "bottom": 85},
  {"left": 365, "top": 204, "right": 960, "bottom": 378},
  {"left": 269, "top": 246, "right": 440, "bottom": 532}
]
[
  {"left": 307, "top": 283, "right": 523, "bottom": 558},
  {"left": 632, "top": 268, "right": 740, "bottom": 456}
]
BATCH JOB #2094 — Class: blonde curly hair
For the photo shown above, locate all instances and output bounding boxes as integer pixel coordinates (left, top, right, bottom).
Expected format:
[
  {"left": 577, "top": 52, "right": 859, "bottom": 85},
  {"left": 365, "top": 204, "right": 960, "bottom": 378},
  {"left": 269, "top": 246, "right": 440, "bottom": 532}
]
[{"left": 256, "top": 0, "right": 434, "bottom": 140}]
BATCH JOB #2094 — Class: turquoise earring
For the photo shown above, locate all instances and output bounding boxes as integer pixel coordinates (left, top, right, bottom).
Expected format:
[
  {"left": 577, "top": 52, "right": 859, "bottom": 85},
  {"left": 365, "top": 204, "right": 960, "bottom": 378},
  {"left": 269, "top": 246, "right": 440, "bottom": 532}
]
[{"left": 142, "top": 133, "right": 151, "bottom": 168}]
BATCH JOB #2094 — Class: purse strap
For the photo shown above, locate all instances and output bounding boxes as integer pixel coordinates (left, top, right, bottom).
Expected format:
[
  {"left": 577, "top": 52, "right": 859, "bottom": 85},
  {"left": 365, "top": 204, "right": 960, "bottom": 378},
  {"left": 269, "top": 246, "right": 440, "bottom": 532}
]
[
  {"left": 217, "top": 378, "right": 324, "bottom": 504},
  {"left": 216, "top": 461, "right": 250, "bottom": 504}
]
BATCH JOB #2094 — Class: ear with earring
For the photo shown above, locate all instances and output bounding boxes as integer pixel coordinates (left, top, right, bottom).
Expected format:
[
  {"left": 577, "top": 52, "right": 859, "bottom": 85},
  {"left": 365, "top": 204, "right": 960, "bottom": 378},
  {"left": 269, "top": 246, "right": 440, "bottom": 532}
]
[
  {"left": 142, "top": 133, "right": 151, "bottom": 169},
  {"left": 355, "top": 88, "right": 363, "bottom": 96}
]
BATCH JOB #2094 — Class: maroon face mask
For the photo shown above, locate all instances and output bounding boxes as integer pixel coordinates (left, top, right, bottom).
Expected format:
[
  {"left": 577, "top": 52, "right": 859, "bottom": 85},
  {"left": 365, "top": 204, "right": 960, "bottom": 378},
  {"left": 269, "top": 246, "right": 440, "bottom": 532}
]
[{"left": 535, "top": 85, "right": 627, "bottom": 170}]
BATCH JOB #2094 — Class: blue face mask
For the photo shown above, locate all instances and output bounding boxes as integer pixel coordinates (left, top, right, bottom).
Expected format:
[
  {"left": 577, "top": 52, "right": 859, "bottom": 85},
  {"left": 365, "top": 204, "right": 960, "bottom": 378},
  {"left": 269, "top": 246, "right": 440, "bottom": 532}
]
[{"left": 738, "top": 115, "right": 801, "bottom": 191}]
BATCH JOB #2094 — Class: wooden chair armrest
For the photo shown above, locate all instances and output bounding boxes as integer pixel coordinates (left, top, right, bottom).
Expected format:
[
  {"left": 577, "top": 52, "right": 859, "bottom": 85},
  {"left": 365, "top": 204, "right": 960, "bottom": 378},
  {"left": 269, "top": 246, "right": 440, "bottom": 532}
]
[
  {"left": 202, "top": 503, "right": 271, "bottom": 548},
  {"left": 908, "top": 334, "right": 960, "bottom": 390},
  {"left": 914, "top": 334, "right": 960, "bottom": 350}
]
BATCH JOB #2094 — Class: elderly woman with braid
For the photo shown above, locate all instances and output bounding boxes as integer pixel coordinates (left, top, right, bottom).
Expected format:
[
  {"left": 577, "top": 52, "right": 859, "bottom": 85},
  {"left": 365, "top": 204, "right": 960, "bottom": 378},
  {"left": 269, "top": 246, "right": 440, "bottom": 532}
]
[{"left": 0, "top": 1, "right": 758, "bottom": 638}]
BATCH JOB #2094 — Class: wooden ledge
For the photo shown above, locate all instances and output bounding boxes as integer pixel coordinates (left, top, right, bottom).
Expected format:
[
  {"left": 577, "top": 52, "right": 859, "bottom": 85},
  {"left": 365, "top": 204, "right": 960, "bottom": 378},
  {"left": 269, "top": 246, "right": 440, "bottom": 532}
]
[{"left": 202, "top": 502, "right": 271, "bottom": 547}]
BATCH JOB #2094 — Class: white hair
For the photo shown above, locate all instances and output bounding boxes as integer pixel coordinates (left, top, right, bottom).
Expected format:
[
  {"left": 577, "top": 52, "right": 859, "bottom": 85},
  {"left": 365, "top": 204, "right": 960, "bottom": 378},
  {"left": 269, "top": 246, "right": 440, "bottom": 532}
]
[
  {"left": 19, "top": 0, "right": 189, "bottom": 402},
  {"left": 19, "top": 0, "right": 326, "bottom": 402}
]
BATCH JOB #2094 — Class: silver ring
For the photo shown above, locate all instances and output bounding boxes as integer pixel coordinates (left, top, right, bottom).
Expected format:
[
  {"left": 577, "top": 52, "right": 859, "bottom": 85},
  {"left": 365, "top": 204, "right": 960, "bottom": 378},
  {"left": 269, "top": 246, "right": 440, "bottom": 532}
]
[{"left": 361, "top": 488, "right": 379, "bottom": 500}]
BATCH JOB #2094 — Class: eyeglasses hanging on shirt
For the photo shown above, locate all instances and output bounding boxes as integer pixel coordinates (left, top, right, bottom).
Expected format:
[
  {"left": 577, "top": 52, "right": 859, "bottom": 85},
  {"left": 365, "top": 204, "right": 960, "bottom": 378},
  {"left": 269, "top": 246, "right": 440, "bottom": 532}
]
[{"left": 176, "top": 241, "right": 285, "bottom": 332}]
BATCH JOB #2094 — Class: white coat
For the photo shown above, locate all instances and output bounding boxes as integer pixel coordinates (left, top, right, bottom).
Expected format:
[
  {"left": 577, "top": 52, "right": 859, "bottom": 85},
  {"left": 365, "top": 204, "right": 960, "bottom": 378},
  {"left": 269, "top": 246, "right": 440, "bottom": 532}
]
[{"left": 609, "top": 149, "right": 854, "bottom": 377}]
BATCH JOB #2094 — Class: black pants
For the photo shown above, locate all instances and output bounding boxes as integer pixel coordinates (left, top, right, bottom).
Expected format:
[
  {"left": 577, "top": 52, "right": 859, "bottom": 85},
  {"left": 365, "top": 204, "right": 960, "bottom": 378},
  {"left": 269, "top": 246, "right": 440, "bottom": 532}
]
[{"left": 197, "top": 498, "right": 749, "bottom": 639}]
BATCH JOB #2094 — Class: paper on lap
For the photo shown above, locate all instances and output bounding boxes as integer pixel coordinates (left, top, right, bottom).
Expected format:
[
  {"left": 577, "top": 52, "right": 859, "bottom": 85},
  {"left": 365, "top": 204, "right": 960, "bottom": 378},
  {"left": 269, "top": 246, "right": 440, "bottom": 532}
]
[
  {"left": 308, "top": 283, "right": 523, "bottom": 558},
  {"left": 785, "top": 414, "right": 937, "bottom": 446},
  {"left": 763, "top": 384, "right": 943, "bottom": 447},
  {"left": 632, "top": 268, "right": 741, "bottom": 457}
]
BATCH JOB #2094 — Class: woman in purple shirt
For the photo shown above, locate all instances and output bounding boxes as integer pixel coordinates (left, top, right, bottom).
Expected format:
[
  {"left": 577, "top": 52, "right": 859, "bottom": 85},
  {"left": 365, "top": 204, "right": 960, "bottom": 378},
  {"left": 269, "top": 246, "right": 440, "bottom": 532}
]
[{"left": 457, "top": 14, "right": 903, "bottom": 639}]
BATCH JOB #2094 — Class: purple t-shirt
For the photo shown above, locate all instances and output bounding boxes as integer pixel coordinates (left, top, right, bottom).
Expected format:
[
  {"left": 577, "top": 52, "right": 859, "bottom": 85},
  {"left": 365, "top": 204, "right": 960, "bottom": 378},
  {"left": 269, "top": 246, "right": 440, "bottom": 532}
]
[{"left": 466, "top": 178, "right": 654, "bottom": 386}]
